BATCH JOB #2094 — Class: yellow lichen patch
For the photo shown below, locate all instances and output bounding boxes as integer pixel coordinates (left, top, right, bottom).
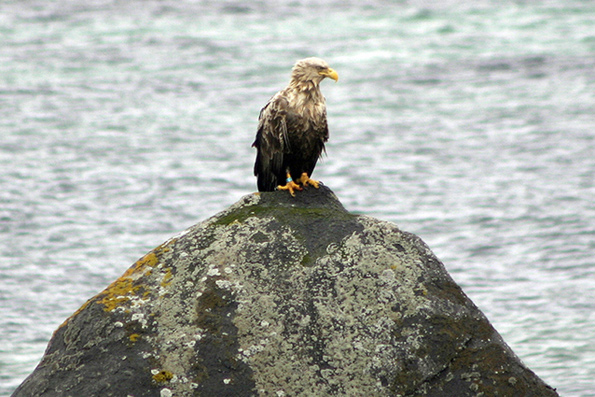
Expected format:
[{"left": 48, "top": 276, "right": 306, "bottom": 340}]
[
  {"left": 160, "top": 267, "right": 173, "bottom": 287},
  {"left": 120, "top": 240, "right": 177, "bottom": 279},
  {"left": 60, "top": 240, "right": 179, "bottom": 318},
  {"left": 129, "top": 333, "right": 141, "bottom": 342},
  {"left": 123, "top": 252, "right": 159, "bottom": 279},
  {"left": 155, "top": 240, "right": 176, "bottom": 254},
  {"left": 55, "top": 297, "right": 94, "bottom": 331},
  {"left": 416, "top": 286, "right": 429, "bottom": 296},
  {"left": 97, "top": 277, "right": 142, "bottom": 312},
  {"left": 152, "top": 370, "right": 174, "bottom": 383}
]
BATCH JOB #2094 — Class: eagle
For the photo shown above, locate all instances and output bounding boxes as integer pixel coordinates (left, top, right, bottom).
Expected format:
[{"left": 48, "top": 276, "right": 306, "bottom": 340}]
[{"left": 252, "top": 57, "right": 338, "bottom": 196}]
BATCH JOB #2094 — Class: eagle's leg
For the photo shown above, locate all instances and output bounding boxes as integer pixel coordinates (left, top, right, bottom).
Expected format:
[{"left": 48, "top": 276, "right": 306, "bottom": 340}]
[
  {"left": 299, "top": 172, "right": 320, "bottom": 189},
  {"left": 277, "top": 173, "right": 303, "bottom": 196}
]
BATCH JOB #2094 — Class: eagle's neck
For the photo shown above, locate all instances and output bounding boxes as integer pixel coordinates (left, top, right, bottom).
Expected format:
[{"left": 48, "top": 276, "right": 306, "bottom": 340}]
[{"left": 289, "top": 78, "right": 319, "bottom": 93}]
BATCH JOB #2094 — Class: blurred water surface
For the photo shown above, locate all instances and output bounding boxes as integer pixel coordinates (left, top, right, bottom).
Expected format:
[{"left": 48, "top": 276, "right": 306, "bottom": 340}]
[{"left": 1, "top": 1, "right": 594, "bottom": 395}]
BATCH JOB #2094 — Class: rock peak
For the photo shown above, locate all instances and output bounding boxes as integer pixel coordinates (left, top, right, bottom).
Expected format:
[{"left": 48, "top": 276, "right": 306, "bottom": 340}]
[{"left": 14, "top": 187, "right": 558, "bottom": 396}]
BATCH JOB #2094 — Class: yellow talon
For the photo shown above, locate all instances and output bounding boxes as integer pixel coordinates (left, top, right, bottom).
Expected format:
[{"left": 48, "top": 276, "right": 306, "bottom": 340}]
[
  {"left": 299, "top": 172, "right": 320, "bottom": 188},
  {"left": 277, "top": 173, "right": 303, "bottom": 196}
]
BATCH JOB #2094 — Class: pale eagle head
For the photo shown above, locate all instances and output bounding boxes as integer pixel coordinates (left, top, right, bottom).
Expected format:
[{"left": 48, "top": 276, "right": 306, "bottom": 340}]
[{"left": 290, "top": 57, "right": 339, "bottom": 87}]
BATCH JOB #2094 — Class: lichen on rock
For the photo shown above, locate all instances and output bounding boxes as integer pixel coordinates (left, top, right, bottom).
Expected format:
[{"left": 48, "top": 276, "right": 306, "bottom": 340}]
[{"left": 14, "top": 186, "right": 558, "bottom": 396}]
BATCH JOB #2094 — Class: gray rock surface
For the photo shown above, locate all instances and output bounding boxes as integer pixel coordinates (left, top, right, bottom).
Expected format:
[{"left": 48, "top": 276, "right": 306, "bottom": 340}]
[{"left": 14, "top": 186, "right": 558, "bottom": 396}]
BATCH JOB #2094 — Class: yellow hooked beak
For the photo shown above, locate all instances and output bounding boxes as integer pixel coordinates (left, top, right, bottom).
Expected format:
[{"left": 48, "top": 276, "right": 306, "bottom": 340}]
[{"left": 319, "top": 67, "right": 339, "bottom": 82}]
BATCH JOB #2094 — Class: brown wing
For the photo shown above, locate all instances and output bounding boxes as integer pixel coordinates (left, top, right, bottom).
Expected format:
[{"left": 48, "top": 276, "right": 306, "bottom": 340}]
[{"left": 252, "top": 93, "right": 291, "bottom": 192}]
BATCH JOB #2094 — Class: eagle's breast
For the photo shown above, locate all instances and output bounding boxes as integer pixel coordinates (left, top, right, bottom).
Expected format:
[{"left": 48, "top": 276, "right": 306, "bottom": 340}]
[{"left": 285, "top": 86, "right": 326, "bottom": 134}]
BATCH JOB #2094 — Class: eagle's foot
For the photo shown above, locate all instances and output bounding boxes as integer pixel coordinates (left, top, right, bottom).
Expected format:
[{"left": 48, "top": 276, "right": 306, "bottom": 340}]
[
  {"left": 299, "top": 172, "right": 320, "bottom": 189},
  {"left": 277, "top": 175, "right": 303, "bottom": 197}
]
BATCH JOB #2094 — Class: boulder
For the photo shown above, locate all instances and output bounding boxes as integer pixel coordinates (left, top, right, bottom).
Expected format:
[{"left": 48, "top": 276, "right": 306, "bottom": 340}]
[{"left": 14, "top": 186, "right": 558, "bottom": 396}]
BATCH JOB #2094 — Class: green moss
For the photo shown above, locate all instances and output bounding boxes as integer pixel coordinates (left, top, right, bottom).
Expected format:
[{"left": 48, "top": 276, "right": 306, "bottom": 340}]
[
  {"left": 212, "top": 205, "right": 271, "bottom": 226},
  {"left": 301, "top": 253, "right": 314, "bottom": 266},
  {"left": 212, "top": 201, "right": 355, "bottom": 227},
  {"left": 211, "top": 202, "right": 358, "bottom": 270}
]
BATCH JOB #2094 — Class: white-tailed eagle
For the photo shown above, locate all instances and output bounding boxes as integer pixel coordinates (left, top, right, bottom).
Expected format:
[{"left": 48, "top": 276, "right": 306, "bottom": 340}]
[{"left": 252, "top": 57, "right": 338, "bottom": 196}]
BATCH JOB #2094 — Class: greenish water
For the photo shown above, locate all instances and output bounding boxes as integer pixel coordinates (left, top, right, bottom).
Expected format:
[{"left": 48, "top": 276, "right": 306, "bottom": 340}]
[{"left": 1, "top": 1, "right": 594, "bottom": 395}]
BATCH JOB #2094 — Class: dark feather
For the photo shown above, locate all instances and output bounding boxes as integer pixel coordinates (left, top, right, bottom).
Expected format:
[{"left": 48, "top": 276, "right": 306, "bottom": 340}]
[{"left": 252, "top": 96, "right": 291, "bottom": 191}]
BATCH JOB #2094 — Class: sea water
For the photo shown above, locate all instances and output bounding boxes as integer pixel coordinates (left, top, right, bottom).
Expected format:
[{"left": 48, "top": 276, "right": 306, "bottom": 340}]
[{"left": 1, "top": 1, "right": 594, "bottom": 395}]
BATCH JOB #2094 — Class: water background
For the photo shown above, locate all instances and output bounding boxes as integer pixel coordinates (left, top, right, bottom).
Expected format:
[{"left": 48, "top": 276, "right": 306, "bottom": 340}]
[{"left": 1, "top": 1, "right": 594, "bottom": 395}]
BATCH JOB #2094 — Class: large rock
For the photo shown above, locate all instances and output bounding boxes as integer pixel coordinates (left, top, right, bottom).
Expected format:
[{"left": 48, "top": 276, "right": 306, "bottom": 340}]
[{"left": 14, "top": 186, "right": 557, "bottom": 396}]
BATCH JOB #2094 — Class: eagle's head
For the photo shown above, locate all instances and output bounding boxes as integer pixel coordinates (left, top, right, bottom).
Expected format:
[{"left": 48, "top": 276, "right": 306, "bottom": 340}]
[{"left": 290, "top": 57, "right": 339, "bottom": 87}]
